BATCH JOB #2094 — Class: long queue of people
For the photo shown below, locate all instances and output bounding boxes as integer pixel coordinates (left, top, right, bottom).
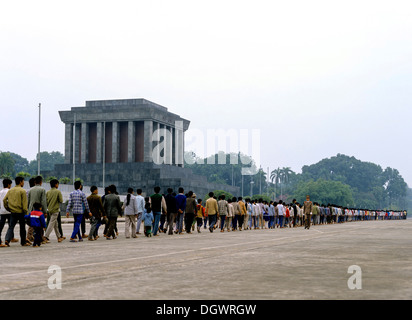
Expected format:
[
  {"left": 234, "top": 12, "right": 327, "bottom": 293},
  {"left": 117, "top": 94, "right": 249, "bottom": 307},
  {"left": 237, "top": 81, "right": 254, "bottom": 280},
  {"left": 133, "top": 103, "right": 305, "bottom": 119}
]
[
  {"left": 171, "top": 194, "right": 407, "bottom": 233},
  {"left": 0, "top": 176, "right": 408, "bottom": 248},
  {"left": 71, "top": 185, "right": 409, "bottom": 239},
  {"left": 240, "top": 199, "right": 407, "bottom": 230},
  {"left": 0, "top": 176, "right": 66, "bottom": 247}
]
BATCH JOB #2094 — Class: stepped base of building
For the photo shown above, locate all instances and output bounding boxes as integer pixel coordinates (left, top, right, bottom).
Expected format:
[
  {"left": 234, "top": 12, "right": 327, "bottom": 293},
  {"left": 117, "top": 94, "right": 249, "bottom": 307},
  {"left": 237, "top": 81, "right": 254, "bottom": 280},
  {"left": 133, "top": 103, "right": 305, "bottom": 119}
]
[{"left": 54, "top": 162, "right": 240, "bottom": 198}]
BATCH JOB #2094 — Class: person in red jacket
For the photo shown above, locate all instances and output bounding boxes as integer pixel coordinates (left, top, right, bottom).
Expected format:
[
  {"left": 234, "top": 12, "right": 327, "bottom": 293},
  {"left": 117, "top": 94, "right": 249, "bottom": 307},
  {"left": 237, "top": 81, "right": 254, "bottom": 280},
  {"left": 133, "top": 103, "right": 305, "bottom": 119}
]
[{"left": 25, "top": 202, "right": 47, "bottom": 247}]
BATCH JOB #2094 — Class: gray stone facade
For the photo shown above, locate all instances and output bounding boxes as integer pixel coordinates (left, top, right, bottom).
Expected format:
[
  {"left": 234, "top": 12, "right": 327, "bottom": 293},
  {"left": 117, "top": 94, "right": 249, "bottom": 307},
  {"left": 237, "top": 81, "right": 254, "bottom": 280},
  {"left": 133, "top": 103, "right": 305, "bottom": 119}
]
[
  {"left": 55, "top": 98, "right": 240, "bottom": 197},
  {"left": 54, "top": 162, "right": 240, "bottom": 198},
  {"left": 59, "top": 98, "right": 190, "bottom": 166}
]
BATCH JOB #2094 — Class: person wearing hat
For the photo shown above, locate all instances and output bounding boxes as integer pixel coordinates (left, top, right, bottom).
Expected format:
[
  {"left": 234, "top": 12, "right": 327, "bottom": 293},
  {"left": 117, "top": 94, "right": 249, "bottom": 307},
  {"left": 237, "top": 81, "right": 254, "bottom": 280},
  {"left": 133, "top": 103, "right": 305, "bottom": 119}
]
[
  {"left": 184, "top": 191, "right": 196, "bottom": 234},
  {"left": 190, "top": 193, "right": 198, "bottom": 232},
  {"left": 237, "top": 197, "right": 246, "bottom": 231},
  {"left": 217, "top": 195, "right": 229, "bottom": 232},
  {"left": 303, "top": 195, "right": 313, "bottom": 229},
  {"left": 205, "top": 192, "right": 218, "bottom": 232},
  {"left": 195, "top": 198, "right": 205, "bottom": 233}
]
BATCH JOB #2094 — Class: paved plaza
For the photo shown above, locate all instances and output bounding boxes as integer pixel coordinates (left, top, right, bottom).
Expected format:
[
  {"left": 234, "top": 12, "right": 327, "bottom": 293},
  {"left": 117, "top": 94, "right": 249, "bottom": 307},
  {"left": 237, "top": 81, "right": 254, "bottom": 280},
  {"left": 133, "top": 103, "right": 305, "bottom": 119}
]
[{"left": 0, "top": 219, "right": 411, "bottom": 300}]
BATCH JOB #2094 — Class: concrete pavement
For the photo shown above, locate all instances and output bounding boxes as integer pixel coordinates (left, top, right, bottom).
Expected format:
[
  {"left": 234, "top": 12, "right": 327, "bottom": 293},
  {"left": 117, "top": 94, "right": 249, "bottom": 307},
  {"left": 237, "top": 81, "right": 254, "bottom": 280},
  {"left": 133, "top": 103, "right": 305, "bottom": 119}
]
[{"left": 0, "top": 219, "right": 411, "bottom": 300}]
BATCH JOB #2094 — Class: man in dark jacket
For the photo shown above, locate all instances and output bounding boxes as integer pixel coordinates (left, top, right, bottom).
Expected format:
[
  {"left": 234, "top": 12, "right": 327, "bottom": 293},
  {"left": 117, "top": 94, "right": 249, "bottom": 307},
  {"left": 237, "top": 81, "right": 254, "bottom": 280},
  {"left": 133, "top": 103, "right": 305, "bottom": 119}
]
[
  {"left": 103, "top": 185, "right": 122, "bottom": 240},
  {"left": 292, "top": 199, "right": 298, "bottom": 228},
  {"left": 165, "top": 188, "right": 177, "bottom": 235},
  {"left": 175, "top": 188, "right": 186, "bottom": 234},
  {"left": 184, "top": 191, "right": 197, "bottom": 234},
  {"left": 87, "top": 186, "right": 106, "bottom": 241},
  {"left": 150, "top": 186, "right": 167, "bottom": 236},
  {"left": 303, "top": 195, "right": 313, "bottom": 230}
]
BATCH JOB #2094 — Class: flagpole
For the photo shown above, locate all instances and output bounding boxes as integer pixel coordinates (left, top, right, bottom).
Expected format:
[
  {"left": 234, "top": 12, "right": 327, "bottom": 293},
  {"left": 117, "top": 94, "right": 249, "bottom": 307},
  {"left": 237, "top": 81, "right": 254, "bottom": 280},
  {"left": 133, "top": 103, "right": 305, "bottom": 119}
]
[
  {"left": 37, "top": 103, "right": 41, "bottom": 176},
  {"left": 102, "top": 121, "right": 106, "bottom": 189},
  {"left": 73, "top": 113, "right": 76, "bottom": 183}
]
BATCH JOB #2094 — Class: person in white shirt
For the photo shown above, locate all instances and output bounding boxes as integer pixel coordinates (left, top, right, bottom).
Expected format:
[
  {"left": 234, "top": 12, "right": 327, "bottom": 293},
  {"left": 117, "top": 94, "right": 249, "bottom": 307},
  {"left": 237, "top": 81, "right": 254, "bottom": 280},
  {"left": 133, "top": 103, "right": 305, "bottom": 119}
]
[
  {"left": 245, "top": 198, "right": 253, "bottom": 230},
  {"left": 135, "top": 189, "right": 145, "bottom": 235},
  {"left": 263, "top": 202, "right": 269, "bottom": 229},
  {"left": 268, "top": 202, "right": 275, "bottom": 229},
  {"left": 285, "top": 204, "right": 293, "bottom": 228},
  {"left": 276, "top": 200, "right": 285, "bottom": 228},
  {"left": 226, "top": 199, "right": 234, "bottom": 232},
  {"left": 0, "top": 179, "right": 12, "bottom": 247},
  {"left": 337, "top": 206, "right": 342, "bottom": 223},
  {"left": 257, "top": 199, "right": 264, "bottom": 229},
  {"left": 348, "top": 209, "right": 354, "bottom": 222},
  {"left": 298, "top": 203, "right": 303, "bottom": 226},
  {"left": 123, "top": 188, "right": 138, "bottom": 238}
]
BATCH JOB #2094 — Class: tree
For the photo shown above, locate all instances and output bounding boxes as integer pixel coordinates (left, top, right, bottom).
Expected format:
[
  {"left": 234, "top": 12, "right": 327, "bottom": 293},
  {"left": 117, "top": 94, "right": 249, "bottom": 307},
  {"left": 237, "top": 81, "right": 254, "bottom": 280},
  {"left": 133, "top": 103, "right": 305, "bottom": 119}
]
[
  {"left": 292, "top": 179, "right": 355, "bottom": 207},
  {"left": 270, "top": 167, "right": 296, "bottom": 201},
  {"left": 27, "top": 151, "right": 64, "bottom": 175},
  {"left": 75, "top": 177, "right": 84, "bottom": 185},
  {"left": 45, "top": 176, "right": 58, "bottom": 183},
  {"left": 0, "top": 152, "right": 15, "bottom": 177},
  {"left": 254, "top": 167, "right": 267, "bottom": 195},
  {"left": 59, "top": 177, "right": 72, "bottom": 185},
  {"left": 9, "top": 152, "right": 29, "bottom": 174},
  {"left": 279, "top": 167, "right": 293, "bottom": 200},
  {"left": 185, "top": 150, "right": 257, "bottom": 194},
  {"left": 383, "top": 167, "right": 408, "bottom": 208},
  {"left": 299, "top": 154, "right": 408, "bottom": 209},
  {"left": 270, "top": 168, "right": 282, "bottom": 199},
  {"left": 301, "top": 154, "right": 383, "bottom": 193},
  {"left": 16, "top": 171, "right": 32, "bottom": 179},
  {"left": 204, "top": 190, "right": 234, "bottom": 202},
  {"left": 250, "top": 194, "right": 272, "bottom": 203}
]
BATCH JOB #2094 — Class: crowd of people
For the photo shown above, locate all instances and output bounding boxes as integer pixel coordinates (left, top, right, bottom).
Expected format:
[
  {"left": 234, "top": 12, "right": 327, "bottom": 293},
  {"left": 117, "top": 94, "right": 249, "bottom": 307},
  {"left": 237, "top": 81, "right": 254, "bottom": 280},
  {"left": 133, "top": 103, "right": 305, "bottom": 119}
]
[{"left": 0, "top": 176, "right": 408, "bottom": 247}]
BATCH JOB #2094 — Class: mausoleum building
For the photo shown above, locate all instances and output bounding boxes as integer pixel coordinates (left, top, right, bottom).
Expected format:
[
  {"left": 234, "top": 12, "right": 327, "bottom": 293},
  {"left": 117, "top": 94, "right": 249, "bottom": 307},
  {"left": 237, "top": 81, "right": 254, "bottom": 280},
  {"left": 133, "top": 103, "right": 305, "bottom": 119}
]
[{"left": 54, "top": 98, "right": 240, "bottom": 197}]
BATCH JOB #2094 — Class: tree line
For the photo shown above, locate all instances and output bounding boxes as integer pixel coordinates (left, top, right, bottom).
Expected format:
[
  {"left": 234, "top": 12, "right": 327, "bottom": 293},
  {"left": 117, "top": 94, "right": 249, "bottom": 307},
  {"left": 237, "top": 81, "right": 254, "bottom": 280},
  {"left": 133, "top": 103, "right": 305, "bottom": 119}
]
[
  {"left": 0, "top": 150, "right": 408, "bottom": 211},
  {"left": 0, "top": 151, "right": 73, "bottom": 184},
  {"left": 185, "top": 152, "right": 409, "bottom": 211}
]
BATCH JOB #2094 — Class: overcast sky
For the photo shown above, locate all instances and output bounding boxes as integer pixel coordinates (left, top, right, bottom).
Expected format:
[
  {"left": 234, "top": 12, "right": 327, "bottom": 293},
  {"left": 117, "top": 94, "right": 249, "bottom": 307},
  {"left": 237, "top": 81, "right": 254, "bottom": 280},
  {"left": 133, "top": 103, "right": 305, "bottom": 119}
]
[{"left": 1, "top": 0, "right": 411, "bottom": 186}]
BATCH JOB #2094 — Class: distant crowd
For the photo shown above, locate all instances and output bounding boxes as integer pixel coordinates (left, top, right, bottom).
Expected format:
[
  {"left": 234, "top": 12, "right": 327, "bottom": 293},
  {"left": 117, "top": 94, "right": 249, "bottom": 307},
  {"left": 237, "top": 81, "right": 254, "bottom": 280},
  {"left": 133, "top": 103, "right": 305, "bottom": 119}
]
[{"left": 0, "top": 176, "right": 408, "bottom": 247}]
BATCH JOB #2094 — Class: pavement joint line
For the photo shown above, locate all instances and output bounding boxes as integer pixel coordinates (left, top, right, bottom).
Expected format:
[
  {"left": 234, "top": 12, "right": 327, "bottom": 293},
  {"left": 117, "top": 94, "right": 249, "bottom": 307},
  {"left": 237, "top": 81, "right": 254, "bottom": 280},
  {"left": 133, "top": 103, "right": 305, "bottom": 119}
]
[
  {"left": 0, "top": 236, "right": 299, "bottom": 278},
  {"left": 0, "top": 223, "right": 387, "bottom": 260},
  {"left": 1, "top": 220, "right": 410, "bottom": 299},
  {"left": 0, "top": 224, "right": 380, "bottom": 279},
  {"left": 1, "top": 238, "right": 298, "bottom": 293},
  {"left": 0, "top": 235, "right": 329, "bottom": 294},
  {"left": 310, "top": 229, "right": 324, "bottom": 234}
]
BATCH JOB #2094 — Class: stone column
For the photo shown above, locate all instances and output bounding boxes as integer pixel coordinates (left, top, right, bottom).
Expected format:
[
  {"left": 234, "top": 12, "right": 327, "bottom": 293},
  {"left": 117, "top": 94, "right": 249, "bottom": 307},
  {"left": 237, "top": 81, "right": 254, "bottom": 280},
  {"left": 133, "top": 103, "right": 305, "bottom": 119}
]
[
  {"left": 182, "top": 129, "right": 185, "bottom": 168},
  {"left": 135, "top": 121, "right": 144, "bottom": 163},
  {"left": 64, "top": 123, "right": 73, "bottom": 164},
  {"left": 157, "top": 123, "right": 163, "bottom": 165},
  {"left": 171, "top": 127, "right": 176, "bottom": 166},
  {"left": 128, "top": 121, "right": 135, "bottom": 163},
  {"left": 74, "top": 123, "right": 81, "bottom": 164},
  {"left": 152, "top": 122, "right": 161, "bottom": 164},
  {"left": 175, "top": 120, "right": 184, "bottom": 167},
  {"left": 81, "top": 122, "right": 89, "bottom": 164},
  {"left": 112, "top": 121, "right": 119, "bottom": 163},
  {"left": 96, "top": 122, "right": 103, "bottom": 164},
  {"left": 154, "top": 122, "right": 160, "bottom": 147},
  {"left": 144, "top": 120, "right": 153, "bottom": 163},
  {"left": 165, "top": 125, "right": 173, "bottom": 165}
]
